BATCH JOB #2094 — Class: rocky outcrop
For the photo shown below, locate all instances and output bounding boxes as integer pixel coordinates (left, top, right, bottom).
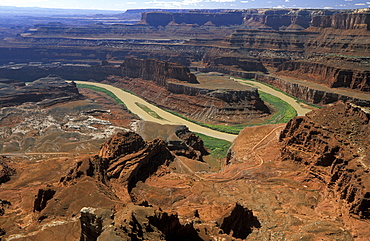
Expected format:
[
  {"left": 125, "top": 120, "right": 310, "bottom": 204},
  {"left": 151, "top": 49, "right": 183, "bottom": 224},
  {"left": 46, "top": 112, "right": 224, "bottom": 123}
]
[
  {"left": 33, "top": 188, "right": 56, "bottom": 212},
  {"left": 0, "top": 64, "right": 122, "bottom": 82},
  {"left": 0, "top": 75, "right": 81, "bottom": 107},
  {"left": 139, "top": 9, "right": 368, "bottom": 31},
  {"left": 227, "top": 29, "right": 308, "bottom": 51},
  {"left": 0, "top": 199, "right": 11, "bottom": 217},
  {"left": 0, "top": 156, "right": 16, "bottom": 184},
  {"left": 202, "top": 56, "right": 267, "bottom": 73},
  {"left": 277, "top": 61, "right": 370, "bottom": 91},
  {"left": 104, "top": 137, "right": 174, "bottom": 192},
  {"left": 98, "top": 132, "right": 146, "bottom": 160},
  {"left": 80, "top": 207, "right": 116, "bottom": 241},
  {"left": 136, "top": 121, "right": 208, "bottom": 161},
  {"left": 216, "top": 203, "right": 260, "bottom": 239},
  {"left": 121, "top": 57, "right": 198, "bottom": 86},
  {"left": 109, "top": 205, "right": 202, "bottom": 240},
  {"left": 227, "top": 27, "right": 370, "bottom": 57},
  {"left": 280, "top": 102, "right": 370, "bottom": 218},
  {"left": 254, "top": 73, "right": 370, "bottom": 106},
  {"left": 62, "top": 132, "right": 174, "bottom": 193}
]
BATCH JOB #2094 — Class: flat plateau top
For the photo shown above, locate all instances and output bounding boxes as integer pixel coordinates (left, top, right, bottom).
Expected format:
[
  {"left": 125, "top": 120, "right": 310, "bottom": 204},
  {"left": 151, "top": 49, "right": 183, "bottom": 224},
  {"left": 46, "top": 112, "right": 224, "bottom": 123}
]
[{"left": 180, "top": 72, "right": 255, "bottom": 91}]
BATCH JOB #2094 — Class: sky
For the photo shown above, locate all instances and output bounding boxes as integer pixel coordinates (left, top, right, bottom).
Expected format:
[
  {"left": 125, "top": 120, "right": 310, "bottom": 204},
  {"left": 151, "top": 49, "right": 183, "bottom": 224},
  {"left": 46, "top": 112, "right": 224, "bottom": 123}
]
[{"left": 0, "top": 0, "right": 369, "bottom": 10}]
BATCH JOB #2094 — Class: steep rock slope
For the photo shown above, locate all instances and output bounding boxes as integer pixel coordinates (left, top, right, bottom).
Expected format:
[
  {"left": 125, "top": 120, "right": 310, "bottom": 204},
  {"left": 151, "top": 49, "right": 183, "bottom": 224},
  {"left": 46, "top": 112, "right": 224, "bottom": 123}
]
[
  {"left": 277, "top": 61, "right": 370, "bottom": 91},
  {"left": 280, "top": 102, "right": 370, "bottom": 218}
]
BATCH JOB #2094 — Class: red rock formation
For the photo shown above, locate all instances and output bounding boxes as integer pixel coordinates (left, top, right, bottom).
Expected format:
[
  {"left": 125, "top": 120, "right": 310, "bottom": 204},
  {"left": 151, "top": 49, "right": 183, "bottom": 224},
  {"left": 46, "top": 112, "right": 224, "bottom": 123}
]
[
  {"left": 280, "top": 102, "right": 370, "bottom": 218},
  {"left": 243, "top": 9, "right": 312, "bottom": 30},
  {"left": 33, "top": 188, "right": 56, "bottom": 212},
  {"left": 0, "top": 156, "right": 15, "bottom": 184},
  {"left": 136, "top": 121, "right": 209, "bottom": 161},
  {"left": 216, "top": 203, "right": 260, "bottom": 239},
  {"left": 254, "top": 73, "right": 370, "bottom": 106},
  {"left": 277, "top": 61, "right": 370, "bottom": 91},
  {"left": 98, "top": 132, "right": 146, "bottom": 160},
  {"left": 62, "top": 132, "right": 175, "bottom": 193},
  {"left": 121, "top": 57, "right": 198, "bottom": 85},
  {"left": 203, "top": 56, "right": 267, "bottom": 73}
]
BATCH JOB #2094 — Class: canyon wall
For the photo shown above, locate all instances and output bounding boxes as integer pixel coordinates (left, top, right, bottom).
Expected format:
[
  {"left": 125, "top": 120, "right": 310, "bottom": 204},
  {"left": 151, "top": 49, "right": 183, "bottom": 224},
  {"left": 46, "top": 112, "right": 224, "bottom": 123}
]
[
  {"left": 311, "top": 11, "right": 370, "bottom": 30},
  {"left": 0, "top": 64, "right": 121, "bottom": 82},
  {"left": 277, "top": 61, "right": 370, "bottom": 91},
  {"left": 139, "top": 11, "right": 243, "bottom": 27},
  {"left": 139, "top": 9, "right": 370, "bottom": 31},
  {"left": 243, "top": 9, "right": 313, "bottom": 30},
  {"left": 280, "top": 102, "right": 370, "bottom": 218},
  {"left": 0, "top": 58, "right": 270, "bottom": 124},
  {"left": 121, "top": 57, "right": 198, "bottom": 86},
  {"left": 254, "top": 74, "right": 370, "bottom": 106},
  {"left": 202, "top": 56, "right": 267, "bottom": 73}
]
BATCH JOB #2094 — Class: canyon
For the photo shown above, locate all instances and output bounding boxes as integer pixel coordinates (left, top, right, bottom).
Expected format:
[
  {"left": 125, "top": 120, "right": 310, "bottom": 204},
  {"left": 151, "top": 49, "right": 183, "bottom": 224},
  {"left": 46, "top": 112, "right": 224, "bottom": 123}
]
[
  {"left": 0, "top": 7, "right": 369, "bottom": 241},
  {"left": 1, "top": 102, "right": 369, "bottom": 240}
]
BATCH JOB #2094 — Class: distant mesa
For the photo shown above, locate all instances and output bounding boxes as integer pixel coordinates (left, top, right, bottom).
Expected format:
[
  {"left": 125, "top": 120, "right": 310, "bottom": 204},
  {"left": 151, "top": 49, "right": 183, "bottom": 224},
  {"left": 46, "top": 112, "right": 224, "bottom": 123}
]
[
  {"left": 0, "top": 75, "right": 81, "bottom": 108},
  {"left": 138, "top": 9, "right": 370, "bottom": 31}
]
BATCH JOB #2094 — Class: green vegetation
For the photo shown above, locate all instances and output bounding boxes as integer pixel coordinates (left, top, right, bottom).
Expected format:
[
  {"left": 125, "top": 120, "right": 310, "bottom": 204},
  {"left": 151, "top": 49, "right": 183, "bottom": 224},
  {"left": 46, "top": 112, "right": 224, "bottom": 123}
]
[
  {"left": 77, "top": 84, "right": 127, "bottom": 108},
  {"left": 259, "top": 91, "right": 297, "bottom": 124},
  {"left": 77, "top": 84, "right": 140, "bottom": 119},
  {"left": 196, "top": 132, "right": 232, "bottom": 170},
  {"left": 235, "top": 77, "right": 322, "bottom": 108},
  {"left": 165, "top": 91, "right": 297, "bottom": 134},
  {"left": 79, "top": 82, "right": 297, "bottom": 135},
  {"left": 196, "top": 132, "right": 232, "bottom": 159},
  {"left": 135, "top": 102, "right": 165, "bottom": 120}
]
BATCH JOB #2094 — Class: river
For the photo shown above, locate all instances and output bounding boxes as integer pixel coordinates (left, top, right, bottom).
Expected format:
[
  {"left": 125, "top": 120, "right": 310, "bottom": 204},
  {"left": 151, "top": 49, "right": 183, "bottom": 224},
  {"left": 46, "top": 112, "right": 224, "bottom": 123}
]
[
  {"left": 73, "top": 79, "right": 312, "bottom": 142},
  {"left": 73, "top": 81, "right": 237, "bottom": 142}
]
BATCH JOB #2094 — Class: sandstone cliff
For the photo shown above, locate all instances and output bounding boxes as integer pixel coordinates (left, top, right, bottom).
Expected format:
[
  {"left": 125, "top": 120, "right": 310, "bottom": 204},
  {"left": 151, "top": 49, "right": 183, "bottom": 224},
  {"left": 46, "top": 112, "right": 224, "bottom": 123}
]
[
  {"left": 202, "top": 56, "right": 267, "bottom": 73},
  {"left": 254, "top": 73, "right": 370, "bottom": 106},
  {"left": 121, "top": 57, "right": 198, "bottom": 86},
  {"left": 277, "top": 61, "right": 370, "bottom": 91},
  {"left": 61, "top": 131, "right": 174, "bottom": 193},
  {"left": 311, "top": 10, "right": 370, "bottom": 30},
  {"left": 136, "top": 121, "right": 209, "bottom": 161},
  {"left": 280, "top": 102, "right": 370, "bottom": 218}
]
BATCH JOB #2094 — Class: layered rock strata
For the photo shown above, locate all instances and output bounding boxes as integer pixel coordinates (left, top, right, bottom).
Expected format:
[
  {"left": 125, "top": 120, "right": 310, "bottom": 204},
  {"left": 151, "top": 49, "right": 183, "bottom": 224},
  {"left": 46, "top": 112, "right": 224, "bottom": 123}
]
[
  {"left": 311, "top": 10, "right": 370, "bottom": 30},
  {"left": 254, "top": 73, "right": 370, "bottom": 106},
  {"left": 280, "top": 102, "right": 370, "bottom": 218},
  {"left": 0, "top": 75, "right": 81, "bottom": 108},
  {"left": 139, "top": 11, "right": 243, "bottom": 27},
  {"left": 139, "top": 9, "right": 370, "bottom": 31},
  {"left": 136, "top": 121, "right": 209, "bottom": 161},
  {"left": 277, "top": 61, "right": 370, "bottom": 91},
  {"left": 121, "top": 57, "right": 198, "bottom": 85},
  {"left": 57, "top": 131, "right": 257, "bottom": 240}
]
